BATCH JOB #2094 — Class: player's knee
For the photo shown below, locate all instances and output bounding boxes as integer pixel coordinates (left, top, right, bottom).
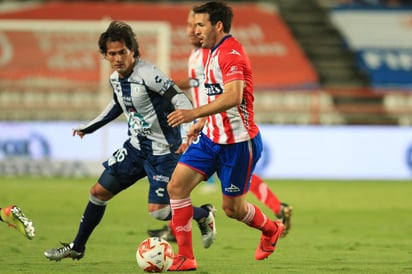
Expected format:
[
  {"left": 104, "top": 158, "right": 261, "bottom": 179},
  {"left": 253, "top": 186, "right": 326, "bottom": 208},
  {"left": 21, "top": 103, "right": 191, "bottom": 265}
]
[
  {"left": 149, "top": 205, "right": 171, "bottom": 221},
  {"left": 90, "top": 183, "right": 113, "bottom": 201},
  {"left": 167, "top": 178, "right": 194, "bottom": 198},
  {"left": 223, "top": 203, "right": 247, "bottom": 219},
  {"left": 222, "top": 206, "right": 238, "bottom": 219},
  {"left": 167, "top": 180, "right": 176, "bottom": 195},
  {"left": 89, "top": 193, "right": 107, "bottom": 206}
]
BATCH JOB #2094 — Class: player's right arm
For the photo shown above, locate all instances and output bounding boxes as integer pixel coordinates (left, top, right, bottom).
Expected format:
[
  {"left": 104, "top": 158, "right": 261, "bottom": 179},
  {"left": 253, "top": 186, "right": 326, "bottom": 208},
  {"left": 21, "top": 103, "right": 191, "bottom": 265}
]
[
  {"left": 167, "top": 79, "right": 243, "bottom": 127},
  {"left": 73, "top": 96, "right": 123, "bottom": 138}
]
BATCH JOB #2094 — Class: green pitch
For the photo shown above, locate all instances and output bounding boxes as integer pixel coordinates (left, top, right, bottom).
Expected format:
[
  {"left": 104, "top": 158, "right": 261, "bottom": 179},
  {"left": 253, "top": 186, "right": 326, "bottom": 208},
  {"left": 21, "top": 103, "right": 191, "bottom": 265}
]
[{"left": 1, "top": 177, "right": 411, "bottom": 274}]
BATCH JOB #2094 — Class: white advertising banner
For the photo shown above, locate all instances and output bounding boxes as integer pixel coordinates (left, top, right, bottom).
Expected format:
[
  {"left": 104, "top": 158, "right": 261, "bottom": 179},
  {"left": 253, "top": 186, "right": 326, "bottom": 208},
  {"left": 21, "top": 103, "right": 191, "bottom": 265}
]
[
  {"left": 330, "top": 9, "right": 412, "bottom": 49},
  {"left": 1, "top": 122, "right": 412, "bottom": 179},
  {"left": 256, "top": 125, "right": 412, "bottom": 179}
]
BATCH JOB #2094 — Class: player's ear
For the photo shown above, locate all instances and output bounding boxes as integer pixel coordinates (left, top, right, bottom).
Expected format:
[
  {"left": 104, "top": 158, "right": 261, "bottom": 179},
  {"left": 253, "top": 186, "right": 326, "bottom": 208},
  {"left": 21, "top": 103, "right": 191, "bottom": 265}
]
[{"left": 215, "top": 21, "right": 224, "bottom": 32}]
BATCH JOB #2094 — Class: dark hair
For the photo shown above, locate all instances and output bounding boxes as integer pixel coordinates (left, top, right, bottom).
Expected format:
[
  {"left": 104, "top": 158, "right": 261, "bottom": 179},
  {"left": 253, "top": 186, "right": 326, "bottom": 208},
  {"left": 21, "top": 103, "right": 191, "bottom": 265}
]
[
  {"left": 98, "top": 21, "right": 140, "bottom": 58},
  {"left": 193, "top": 1, "right": 233, "bottom": 33}
]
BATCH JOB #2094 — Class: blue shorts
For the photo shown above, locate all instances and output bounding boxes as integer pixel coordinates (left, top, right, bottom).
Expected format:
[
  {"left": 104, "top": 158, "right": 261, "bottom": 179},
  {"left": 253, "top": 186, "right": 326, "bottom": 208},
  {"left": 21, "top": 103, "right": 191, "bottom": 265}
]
[
  {"left": 179, "top": 132, "right": 263, "bottom": 197},
  {"left": 98, "top": 139, "right": 180, "bottom": 204}
]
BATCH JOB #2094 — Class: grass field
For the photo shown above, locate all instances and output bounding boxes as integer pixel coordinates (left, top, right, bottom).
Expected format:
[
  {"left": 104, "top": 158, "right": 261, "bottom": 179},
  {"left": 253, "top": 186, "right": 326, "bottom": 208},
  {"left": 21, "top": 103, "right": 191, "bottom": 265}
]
[{"left": 1, "top": 177, "right": 411, "bottom": 274}]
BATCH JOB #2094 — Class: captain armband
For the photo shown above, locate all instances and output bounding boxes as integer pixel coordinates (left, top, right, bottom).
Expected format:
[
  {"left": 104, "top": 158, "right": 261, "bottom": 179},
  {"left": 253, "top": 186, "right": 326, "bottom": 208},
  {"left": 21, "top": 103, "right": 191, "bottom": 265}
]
[{"left": 163, "top": 85, "right": 182, "bottom": 102}]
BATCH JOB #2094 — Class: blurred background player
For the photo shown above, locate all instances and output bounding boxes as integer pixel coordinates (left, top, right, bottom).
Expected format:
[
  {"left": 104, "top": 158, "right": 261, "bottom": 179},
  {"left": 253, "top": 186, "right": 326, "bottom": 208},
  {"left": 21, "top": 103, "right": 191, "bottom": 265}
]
[
  {"left": 147, "top": 8, "right": 292, "bottom": 243},
  {"left": 0, "top": 205, "right": 35, "bottom": 240},
  {"left": 43, "top": 20, "right": 216, "bottom": 262},
  {"left": 166, "top": 2, "right": 285, "bottom": 270}
]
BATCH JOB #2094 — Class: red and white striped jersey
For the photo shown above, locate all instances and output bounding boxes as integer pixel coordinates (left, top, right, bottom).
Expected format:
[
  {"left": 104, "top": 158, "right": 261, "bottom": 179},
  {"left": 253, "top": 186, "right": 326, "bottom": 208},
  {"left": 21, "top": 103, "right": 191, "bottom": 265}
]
[
  {"left": 187, "top": 47, "right": 209, "bottom": 109},
  {"left": 201, "top": 35, "right": 259, "bottom": 144}
]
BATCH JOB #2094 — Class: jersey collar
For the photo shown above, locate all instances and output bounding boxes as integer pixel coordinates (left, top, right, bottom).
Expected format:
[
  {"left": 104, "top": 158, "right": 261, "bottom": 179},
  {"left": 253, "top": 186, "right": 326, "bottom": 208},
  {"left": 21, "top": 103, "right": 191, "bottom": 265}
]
[{"left": 211, "top": 34, "right": 232, "bottom": 53}]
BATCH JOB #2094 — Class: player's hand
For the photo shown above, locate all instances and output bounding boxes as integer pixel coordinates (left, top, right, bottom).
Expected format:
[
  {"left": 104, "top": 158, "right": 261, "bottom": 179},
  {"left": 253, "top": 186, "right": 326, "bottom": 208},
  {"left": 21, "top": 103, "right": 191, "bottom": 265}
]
[
  {"left": 187, "top": 132, "right": 199, "bottom": 145},
  {"left": 186, "top": 120, "right": 205, "bottom": 144},
  {"left": 167, "top": 109, "right": 195, "bottom": 127},
  {"left": 175, "top": 143, "right": 188, "bottom": 154},
  {"left": 73, "top": 129, "right": 85, "bottom": 139}
]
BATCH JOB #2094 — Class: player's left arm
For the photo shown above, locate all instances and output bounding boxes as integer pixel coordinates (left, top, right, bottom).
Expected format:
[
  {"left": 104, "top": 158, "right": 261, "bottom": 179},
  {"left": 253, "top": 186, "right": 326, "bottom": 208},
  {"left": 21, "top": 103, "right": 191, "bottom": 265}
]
[
  {"left": 164, "top": 84, "right": 193, "bottom": 151},
  {"left": 143, "top": 64, "right": 193, "bottom": 147}
]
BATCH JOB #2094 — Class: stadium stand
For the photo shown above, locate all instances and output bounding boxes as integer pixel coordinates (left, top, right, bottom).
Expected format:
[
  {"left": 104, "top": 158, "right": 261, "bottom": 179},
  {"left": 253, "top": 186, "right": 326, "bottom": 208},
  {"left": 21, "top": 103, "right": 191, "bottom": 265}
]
[
  {"left": 273, "top": 0, "right": 412, "bottom": 125},
  {"left": 275, "top": 0, "right": 370, "bottom": 88},
  {"left": 0, "top": 0, "right": 411, "bottom": 125}
]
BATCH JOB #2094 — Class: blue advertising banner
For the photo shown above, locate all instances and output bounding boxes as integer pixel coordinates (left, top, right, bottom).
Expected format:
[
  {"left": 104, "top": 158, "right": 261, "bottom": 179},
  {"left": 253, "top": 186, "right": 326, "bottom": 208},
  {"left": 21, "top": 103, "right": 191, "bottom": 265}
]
[
  {"left": 330, "top": 8, "right": 412, "bottom": 89},
  {"left": 356, "top": 48, "right": 412, "bottom": 88}
]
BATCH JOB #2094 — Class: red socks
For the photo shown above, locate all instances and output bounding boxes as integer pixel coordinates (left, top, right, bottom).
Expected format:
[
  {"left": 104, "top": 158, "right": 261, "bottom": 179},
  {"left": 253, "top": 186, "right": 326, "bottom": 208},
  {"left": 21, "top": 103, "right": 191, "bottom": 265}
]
[
  {"left": 241, "top": 203, "right": 276, "bottom": 237},
  {"left": 170, "top": 198, "right": 195, "bottom": 259},
  {"left": 249, "top": 174, "right": 281, "bottom": 216}
]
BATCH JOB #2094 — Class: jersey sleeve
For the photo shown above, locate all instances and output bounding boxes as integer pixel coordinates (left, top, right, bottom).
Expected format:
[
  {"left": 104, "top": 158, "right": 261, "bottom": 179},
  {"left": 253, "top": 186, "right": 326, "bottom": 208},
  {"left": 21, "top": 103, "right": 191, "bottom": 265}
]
[
  {"left": 73, "top": 98, "right": 123, "bottom": 134},
  {"left": 220, "top": 50, "right": 246, "bottom": 84},
  {"left": 138, "top": 63, "right": 174, "bottom": 95}
]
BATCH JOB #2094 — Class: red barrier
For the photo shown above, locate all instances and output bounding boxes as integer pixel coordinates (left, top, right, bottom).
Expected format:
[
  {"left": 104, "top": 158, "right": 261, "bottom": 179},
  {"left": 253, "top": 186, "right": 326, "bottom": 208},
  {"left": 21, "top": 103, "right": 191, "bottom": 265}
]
[{"left": 0, "top": 2, "right": 318, "bottom": 89}]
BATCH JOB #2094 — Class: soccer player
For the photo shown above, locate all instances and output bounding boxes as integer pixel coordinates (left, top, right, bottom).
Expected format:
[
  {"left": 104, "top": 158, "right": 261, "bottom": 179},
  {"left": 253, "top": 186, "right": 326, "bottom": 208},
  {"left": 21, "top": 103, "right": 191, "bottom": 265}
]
[
  {"left": 0, "top": 205, "right": 35, "bottom": 240},
  {"left": 147, "top": 9, "right": 292, "bottom": 242},
  {"left": 166, "top": 2, "right": 285, "bottom": 271},
  {"left": 43, "top": 20, "right": 216, "bottom": 262}
]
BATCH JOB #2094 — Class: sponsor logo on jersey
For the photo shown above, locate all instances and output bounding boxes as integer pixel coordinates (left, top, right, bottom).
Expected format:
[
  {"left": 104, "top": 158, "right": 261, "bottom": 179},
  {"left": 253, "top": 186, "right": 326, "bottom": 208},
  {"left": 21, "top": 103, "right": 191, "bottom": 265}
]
[
  {"left": 160, "top": 79, "right": 173, "bottom": 93},
  {"left": 129, "top": 112, "right": 153, "bottom": 136},
  {"left": 226, "top": 65, "right": 243, "bottom": 77},
  {"left": 204, "top": 83, "right": 223, "bottom": 96},
  {"left": 123, "top": 96, "right": 133, "bottom": 108}
]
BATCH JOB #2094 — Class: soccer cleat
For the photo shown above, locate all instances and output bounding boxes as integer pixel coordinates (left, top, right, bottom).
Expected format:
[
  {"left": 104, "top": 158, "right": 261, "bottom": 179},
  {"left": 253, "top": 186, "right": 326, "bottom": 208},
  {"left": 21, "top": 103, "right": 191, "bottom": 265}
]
[
  {"left": 168, "top": 255, "right": 198, "bottom": 271},
  {"left": 277, "top": 203, "right": 293, "bottom": 238},
  {"left": 44, "top": 242, "right": 84, "bottom": 261},
  {"left": 255, "top": 220, "right": 284, "bottom": 260},
  {"left": 147, "top": 225, "right": 177, "bottom": 242},
  {"left": 0, "top": 205, "right": 35, "bottom": 240},
  {"left": 197, "top": 204, "right": 217, "bottom": 248}
]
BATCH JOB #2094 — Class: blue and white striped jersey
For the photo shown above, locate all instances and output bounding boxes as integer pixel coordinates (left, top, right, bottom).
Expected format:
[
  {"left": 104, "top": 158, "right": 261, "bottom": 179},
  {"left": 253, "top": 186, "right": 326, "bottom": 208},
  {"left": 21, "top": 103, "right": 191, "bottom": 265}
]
[{"left": 75, "top": 59, "right": 193, "bottom": 155}]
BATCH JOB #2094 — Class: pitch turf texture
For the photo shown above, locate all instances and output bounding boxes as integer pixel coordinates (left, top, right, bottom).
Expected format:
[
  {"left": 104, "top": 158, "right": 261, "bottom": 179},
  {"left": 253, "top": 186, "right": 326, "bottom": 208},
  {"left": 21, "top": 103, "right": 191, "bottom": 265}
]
[{"left": 1, "top": 177, "right": 411, "bottom": 274}]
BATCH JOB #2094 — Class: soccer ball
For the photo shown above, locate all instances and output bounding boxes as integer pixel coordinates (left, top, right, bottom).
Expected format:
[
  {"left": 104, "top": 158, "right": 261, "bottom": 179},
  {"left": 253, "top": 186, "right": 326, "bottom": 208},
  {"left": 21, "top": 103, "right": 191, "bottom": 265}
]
[{"left": 136, "top": 237, "right": 174, "bottom": 273}]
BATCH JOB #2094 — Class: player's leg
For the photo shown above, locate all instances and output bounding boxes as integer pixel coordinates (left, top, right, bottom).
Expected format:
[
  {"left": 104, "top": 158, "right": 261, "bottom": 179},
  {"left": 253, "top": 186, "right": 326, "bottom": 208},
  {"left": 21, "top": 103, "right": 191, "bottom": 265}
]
[
  {"left": 249, "top": 174, "right": 293, "bottom": 237},
  {"left": 147, "top": 202, "right": 216, "bottom": 248},
  {"left": 167, "top": 164, "right": 204, "bottom": 271},
  {"left": 146, "top": 204, "right": 216, "bottom": 248},
  {"left": 195, "top": 203, "right": 217, "bottom": 248},
  {"left": 43, "top": 181, "right": 113, "bottom": 261},
  {"left": 146, "top": 152, "right": 216, "bottom": 248},
  {"left": 222, "top": 195, "right": 284, "bottom": 260},
  {"left": 249, "top": 174, "right": 282, "bottom": 215},
  {"left": 0, "top": 205, "right": 35, "bottom": 240},
  {"left": 219, "top": 134, "right": 283, "bottom": 260},
  {"left": 167, "top": 136, "right": 216, "bottom": 271},
  {"left": 147, "top": 223, "right": 176, "bottom": 241},
  {"left": 44, "top": 141, "right": 145, "bottom": 261},
  {"left": 145, "top": 152, "right": 179, "bottom": 242}
]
